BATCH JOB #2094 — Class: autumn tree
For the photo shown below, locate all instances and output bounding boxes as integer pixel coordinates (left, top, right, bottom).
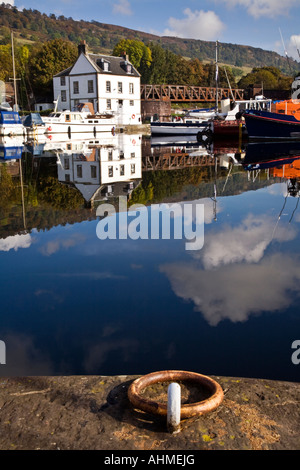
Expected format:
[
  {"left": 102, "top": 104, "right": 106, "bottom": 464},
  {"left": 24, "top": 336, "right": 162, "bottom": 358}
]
[
  {"left": 112, "top": 39, "right": 152, "bottom": 76},
  {"left": 28, "top": 38, "right": 78, "bottom": 95},
  {"left": 238, "top": 66, "right": 293, "bottom": 90}
]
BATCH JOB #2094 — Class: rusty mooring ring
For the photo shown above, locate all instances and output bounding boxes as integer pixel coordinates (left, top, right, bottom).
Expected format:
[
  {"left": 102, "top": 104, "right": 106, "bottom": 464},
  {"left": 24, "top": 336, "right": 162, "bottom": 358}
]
[{"left": 128, "top": 370, "right": 224, "bottom": 419}]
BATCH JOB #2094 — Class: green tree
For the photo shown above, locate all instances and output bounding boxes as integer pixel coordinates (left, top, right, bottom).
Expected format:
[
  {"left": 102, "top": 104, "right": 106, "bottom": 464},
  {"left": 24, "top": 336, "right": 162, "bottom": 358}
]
[
  {"left": 112, "top": 39, "right": 152, "bottom": 73},
  {"left": 0, "top": 44, "right": 12, "bottom": 82},
  {"left": 28, "top": 38, "right": 77, "bottom": 95},
  {"left": 238, "top": 66, "right": 292, "bottom": 90}
]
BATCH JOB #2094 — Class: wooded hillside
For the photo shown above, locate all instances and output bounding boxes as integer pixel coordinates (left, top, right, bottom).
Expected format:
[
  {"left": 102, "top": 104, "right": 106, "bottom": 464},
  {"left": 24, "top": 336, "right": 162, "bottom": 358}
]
[{"left": 0, "top": 3, "right": 298, "bottom": 75}]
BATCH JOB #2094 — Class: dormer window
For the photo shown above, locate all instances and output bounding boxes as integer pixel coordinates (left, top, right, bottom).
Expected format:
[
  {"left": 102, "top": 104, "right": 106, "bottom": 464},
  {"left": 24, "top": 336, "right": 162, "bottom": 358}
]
[
  {"left": 97, "top": 58, "right": 110, "bottom": 72},
  {"left": 121, "top": 60, "right": 133, "bottom": 74}
]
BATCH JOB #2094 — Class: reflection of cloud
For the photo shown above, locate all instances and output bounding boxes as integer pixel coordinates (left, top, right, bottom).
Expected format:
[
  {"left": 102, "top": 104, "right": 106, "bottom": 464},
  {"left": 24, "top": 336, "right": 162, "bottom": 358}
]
[
  {"left": 2, "top": 333, "right": 54, "bottom": 376},
  {"left": 160, "top": 253, "right": 300, "bottom": 326},
  {"left": 39, "top": 233, "right": 86, "bottom": 256},
  {"left": 84, "top": 338, "right": 139, "bottom": 372},
  {"left": 0, "top": 233, "right": 32, "bottom": 252},
  {"left": 34, "top": 289, "right": 65, "bottom": 306},
  {"left": 57, "top": 272, "right": 126, "bottom": 280},
  {"left": 200, "top": 214, "right": 297, "bottom": 269},
  {"left": 177, "top": 198, "right": 222, "bottom": 225}
]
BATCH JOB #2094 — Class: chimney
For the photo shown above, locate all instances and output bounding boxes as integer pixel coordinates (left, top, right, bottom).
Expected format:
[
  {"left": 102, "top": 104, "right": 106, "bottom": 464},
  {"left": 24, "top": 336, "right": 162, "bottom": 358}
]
[
  {"left": 78, "top": 40, "right": 87, "bottom": 56},
  {"left": 121, "top": 51, "right": 129, "bottom": 61}
]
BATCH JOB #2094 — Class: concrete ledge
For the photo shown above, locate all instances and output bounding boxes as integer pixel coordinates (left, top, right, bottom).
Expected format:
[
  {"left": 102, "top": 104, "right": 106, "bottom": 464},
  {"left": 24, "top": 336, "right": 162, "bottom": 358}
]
[
  {"left": 0, "top": 375, "right": 298, "bottom": 450},
  {"left": 116, "top": 124, "right": 151, "bottom": 135}
]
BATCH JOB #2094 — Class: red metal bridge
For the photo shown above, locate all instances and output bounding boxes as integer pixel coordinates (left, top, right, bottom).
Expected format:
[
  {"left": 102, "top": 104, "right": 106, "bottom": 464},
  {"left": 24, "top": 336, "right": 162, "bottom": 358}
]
[{"left": 141, "top": 84, "right": 244, "bottom": 102}]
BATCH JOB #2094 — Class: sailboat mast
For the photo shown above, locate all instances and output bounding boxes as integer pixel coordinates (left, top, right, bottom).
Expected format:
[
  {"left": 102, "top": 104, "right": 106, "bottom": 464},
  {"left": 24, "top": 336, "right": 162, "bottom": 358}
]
[
  {"left": 215, "top": 40, "right": 219, "bottom": 110},
  {"left": 11, "top": 30, "right": 18, "bottom": 110},
  {"left": 279, "top": 28, "right": 292, "bottom": 74}
]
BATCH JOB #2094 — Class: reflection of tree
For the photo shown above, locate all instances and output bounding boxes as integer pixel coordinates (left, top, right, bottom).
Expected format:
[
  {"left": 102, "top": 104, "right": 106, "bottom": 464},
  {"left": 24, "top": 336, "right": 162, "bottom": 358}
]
[
  {"left": 38, "top": 176, "right": 85, "bottom": 210},
  {"left": 0, "top": 158, "right": 91, "bottom": 239},
  {"left": 0, "top": 165, "right": 21, "bottom": 207},
  {"left": 129, "top": 165, "right": 276, "bottom": 206}
]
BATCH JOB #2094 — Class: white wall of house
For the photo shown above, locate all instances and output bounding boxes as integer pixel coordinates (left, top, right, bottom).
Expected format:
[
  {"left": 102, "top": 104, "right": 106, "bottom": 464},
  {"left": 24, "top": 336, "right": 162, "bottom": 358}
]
[
  {"left": 97, "top": 74, "right": 141, "bottom": 125},
  {"left": 56, "top": 133, "right": 142, "bottom": 189},
  {"left": 34, "top": 102, "right": 54, "bottom": 112},
  {"left": 53, "top": 53, "right": 141, "bottom": 125}
]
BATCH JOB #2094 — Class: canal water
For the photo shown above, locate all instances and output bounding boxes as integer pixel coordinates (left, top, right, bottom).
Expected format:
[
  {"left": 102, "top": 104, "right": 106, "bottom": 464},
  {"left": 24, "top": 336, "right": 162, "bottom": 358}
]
[{"left": 0, "top": 132, "right": 299, "bottom": 382}]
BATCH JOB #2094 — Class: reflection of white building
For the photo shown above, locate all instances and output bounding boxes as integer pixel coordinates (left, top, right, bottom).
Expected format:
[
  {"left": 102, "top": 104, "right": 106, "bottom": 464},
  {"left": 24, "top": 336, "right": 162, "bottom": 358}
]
[
  {"left": 56, "top": 133, "right": 142, "bottom": 202},
  {"left": 53, "top": 42, "right": 141, "bottom": 126}
]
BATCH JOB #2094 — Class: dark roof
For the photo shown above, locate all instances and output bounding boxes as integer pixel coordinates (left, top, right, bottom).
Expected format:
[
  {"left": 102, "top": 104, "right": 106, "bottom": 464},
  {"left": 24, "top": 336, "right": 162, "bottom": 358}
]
[
  {"left": 54, "top": 66, "right": 72, "bottom": 77},
  {"left": 54, "top": 54, "right": 140, "bottom": 78},
  {"left": 88, "top": 54, "right": 140, "bottom": 77}
]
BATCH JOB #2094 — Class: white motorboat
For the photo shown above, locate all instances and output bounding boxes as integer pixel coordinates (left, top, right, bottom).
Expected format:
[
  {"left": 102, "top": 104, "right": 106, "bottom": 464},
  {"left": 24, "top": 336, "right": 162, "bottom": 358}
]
[{"left": 43, "top": 102, "right": 117, "bottom": 135}]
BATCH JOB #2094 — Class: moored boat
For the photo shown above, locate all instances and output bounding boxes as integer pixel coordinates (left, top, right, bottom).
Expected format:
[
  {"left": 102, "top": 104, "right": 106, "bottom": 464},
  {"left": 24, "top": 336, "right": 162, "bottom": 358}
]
[
  {"left": 22, "top": 112, "right": 46, "bottom": 137},
  {"left": 150, "top": 119, "right": 208, "bottom": 136},
  {"left": 0, "top": 110, "right": 25, "bottom": 137},
  {"left": 244, "top": 109, "right": 300, "bottom": 140},
  {"left": 43, "top": 102, "right": 117, "bottom": 135}
]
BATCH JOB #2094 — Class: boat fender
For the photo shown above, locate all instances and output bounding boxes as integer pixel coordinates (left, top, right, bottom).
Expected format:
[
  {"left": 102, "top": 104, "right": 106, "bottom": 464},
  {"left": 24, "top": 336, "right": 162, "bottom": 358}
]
[
  {"left": 132, "top": 114, "right": 135, "bottom": 119},
  {"left": 47, "top": 126, "right": 52, "bottom": 132}
]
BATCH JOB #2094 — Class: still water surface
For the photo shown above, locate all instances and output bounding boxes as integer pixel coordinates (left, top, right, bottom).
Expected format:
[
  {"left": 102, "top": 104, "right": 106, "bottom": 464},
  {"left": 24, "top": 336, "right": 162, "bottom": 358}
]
[{"left": 0, "top": 133, "right": 300, "bottom": 381}]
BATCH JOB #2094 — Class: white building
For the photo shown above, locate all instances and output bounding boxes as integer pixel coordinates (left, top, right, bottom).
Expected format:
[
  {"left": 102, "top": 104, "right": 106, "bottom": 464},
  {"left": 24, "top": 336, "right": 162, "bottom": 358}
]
[
  {"left": 55, "top": 133, "right": 142, "bottom": 202},
  {"left": 53, "top": 42, "right": 141, "bottom": 126}
]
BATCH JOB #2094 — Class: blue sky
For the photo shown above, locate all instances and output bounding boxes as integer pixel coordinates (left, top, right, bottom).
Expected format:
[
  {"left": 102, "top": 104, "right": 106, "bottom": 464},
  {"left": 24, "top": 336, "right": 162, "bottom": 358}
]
[{"left": 10, "top": 0, "right": 300, "bottom": 61}]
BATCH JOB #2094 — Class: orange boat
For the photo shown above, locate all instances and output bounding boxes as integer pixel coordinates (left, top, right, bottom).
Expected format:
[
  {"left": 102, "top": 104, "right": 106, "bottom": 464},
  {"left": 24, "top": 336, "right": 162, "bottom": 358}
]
[{"left": 273, "top": 100, "right": 300, "bottom": 120}]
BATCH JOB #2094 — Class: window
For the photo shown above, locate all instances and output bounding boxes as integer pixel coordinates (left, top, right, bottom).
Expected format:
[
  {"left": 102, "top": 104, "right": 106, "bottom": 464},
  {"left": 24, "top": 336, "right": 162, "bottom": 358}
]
[
  {"left": 118, "top": 82, "right": 123, "bottom": 93},
  {"left": 73, "top": 81, "right": 79, "bottom": 94},
  {"left": 97, "top": 59, "right": 110, "bottom": 71},
  {"left": 91, "top": 165, "right": 97, "bottom": 178},
  {"left": 131, "top": 164, "right": 135, "bottom": 174},
  {"left": 88, "top": 80, "right": 94, "bottom": 93},
  {"left": 120, "top": 165, "right": 125, "bottom": 176},
  {"left": 108, "top": 166, "right": 113, "bottom": 177},
  {"left": 61, "top": 90, "right": 67, "bottom": 102},
  {"left": 64, "top": 158, "right": 70, "bottom": 170},
  {"left": 130, "top": 100, "right": 134, "bottom": 106},
  {"left": 131, "top": 152, "right": 135, "bottom": 159},
  {"left": 106, "top": 99, "right": 111, "bottom": 110},
  {"left": 108, "top": 150, "right": 113, "bottom": 161},
  {"left": 65, "top": 174, "right": 70, "bottom": 182},
  {"left": 60, "top": 76, "right": 66, "bottom": 86},
  {"left": 129, "top": 83, "right": 134, "bottom": 94},
  {"left": 106, "top": 81, "right": 111, "bottom": 92},
  {"left": 77, "top": 165, "right": 82, "bottom": 178}
]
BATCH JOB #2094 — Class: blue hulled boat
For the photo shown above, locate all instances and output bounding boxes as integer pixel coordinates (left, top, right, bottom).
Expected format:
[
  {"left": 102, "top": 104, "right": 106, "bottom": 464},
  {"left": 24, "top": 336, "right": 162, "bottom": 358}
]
[
  {"left": 244, "top": 109, "right": 300, "bottom": 140},
  {"left": 0, "top": 110, "right": 25, "bottom": 137}
]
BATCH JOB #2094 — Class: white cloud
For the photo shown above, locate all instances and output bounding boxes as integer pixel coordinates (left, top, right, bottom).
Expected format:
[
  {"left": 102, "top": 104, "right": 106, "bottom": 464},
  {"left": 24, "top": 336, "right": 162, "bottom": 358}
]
[
  {"left": 286, "top": 35, "right": 300, "bottom": 61},
  {"left": 0, "top": 233, "right": 32, "bottom": 252},
  {"left": 2, "top": 333, "right": 54, "bottom": 376},
  {"left": 113, "top": 0, "right": 132, "bottom": 16},
  {"left": 160, "top": 210, "right": 299, "bottom": 326},
  {"left": 39, "top": 233, "right": 86, "bottom": 256},
  {"left": 164, "top": 8, "right": 225, "bottom": 40},
  {"left": 200, "top": 214, "right": 297, "bottom": 269},
  {"left": 219, "top": 0, "right": 298, "bottom": 18},
  {"left": 160, "top": 253, "right": 300, "bottom": 326}
]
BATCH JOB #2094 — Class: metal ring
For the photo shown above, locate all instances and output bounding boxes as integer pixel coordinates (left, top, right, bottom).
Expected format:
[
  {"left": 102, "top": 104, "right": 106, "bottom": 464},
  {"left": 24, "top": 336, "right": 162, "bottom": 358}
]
[{"left": 128, "top": 370, "right": 224, "bottom": 419}]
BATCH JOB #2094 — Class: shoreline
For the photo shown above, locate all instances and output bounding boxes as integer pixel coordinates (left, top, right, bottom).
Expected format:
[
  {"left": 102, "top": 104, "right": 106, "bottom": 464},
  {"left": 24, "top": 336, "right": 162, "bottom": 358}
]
[{"left": 0, "top": 374, "right": 299, "bottom": 450}]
